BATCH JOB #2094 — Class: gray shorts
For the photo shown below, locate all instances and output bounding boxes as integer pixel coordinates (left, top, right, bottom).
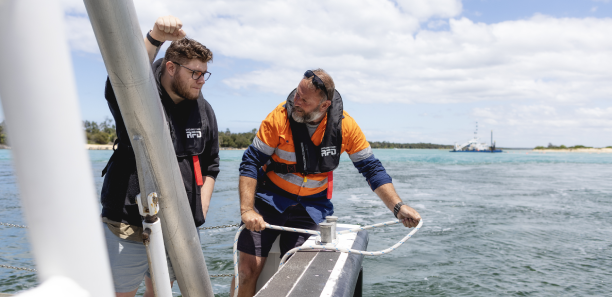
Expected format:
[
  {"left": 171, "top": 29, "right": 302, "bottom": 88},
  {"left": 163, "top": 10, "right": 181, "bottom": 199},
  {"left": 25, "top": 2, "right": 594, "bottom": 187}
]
[{"left": 104, "top": 223, "right": 176, "bottom": 293}]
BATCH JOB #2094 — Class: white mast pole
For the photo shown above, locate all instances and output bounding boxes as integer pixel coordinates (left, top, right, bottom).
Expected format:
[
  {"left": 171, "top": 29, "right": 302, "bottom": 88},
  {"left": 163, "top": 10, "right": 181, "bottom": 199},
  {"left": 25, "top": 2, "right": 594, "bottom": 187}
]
[{"left": 0, "top": 0, "right": 114, "bottom": 296}]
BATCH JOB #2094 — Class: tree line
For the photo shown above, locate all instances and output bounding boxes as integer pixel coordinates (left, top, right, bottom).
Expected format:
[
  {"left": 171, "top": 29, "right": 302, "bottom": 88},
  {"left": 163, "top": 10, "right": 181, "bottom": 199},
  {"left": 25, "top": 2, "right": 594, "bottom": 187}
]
[
  {"left": 534, "top": 143, "right": 611, "bottom": 149},
  {"left": 369, "top": 141, "right": 453, "bottom": 149},
  {"left": 84, "top": 118, "right": 117, "bottom": 145},
  {"left": 0, "top": 121, "right": 5, "bottom": 145},
  {"left": 219, "top": 128, "right": 257, "bottom": 148},
  {"left": 1, "top": 119, "right": 454, "bottom": 149}
]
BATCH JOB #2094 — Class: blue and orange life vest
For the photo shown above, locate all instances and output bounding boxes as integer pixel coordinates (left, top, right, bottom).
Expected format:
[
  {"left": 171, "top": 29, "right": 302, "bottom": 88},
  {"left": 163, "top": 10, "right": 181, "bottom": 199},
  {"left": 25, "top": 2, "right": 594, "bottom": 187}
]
[{"left": 251, "top": 89, "right": 372, "bottom": 198}]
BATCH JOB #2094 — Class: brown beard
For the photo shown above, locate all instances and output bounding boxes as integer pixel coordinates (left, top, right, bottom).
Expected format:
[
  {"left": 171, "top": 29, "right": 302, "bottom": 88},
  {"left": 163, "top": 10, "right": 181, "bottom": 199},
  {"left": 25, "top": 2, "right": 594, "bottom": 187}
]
[{"left": 171, "top": 71, "right": 199, "bottom": 101}]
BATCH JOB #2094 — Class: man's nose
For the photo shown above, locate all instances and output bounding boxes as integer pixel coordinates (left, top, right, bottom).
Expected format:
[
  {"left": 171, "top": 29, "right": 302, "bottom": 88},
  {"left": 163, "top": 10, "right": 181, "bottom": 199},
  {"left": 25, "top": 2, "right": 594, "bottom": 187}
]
[{"left": 196, "top": 75, "right": 206, "bottom": 84}]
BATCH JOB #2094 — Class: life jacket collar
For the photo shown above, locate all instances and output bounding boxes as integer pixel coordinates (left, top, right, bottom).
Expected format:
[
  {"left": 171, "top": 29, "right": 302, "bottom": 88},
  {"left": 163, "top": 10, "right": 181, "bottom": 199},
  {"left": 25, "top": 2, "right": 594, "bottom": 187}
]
[{"left": 283, "top": 88, "right": 344, "bottom": 174}]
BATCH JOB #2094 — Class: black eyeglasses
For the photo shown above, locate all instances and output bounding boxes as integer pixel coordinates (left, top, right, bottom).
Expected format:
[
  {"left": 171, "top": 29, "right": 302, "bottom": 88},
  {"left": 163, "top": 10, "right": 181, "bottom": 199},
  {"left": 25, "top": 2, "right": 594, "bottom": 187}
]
[
  {"left": 172, "top": 62, "right": 211, "bottom": 81},
  {"left": 304, "top": 70, "right": 329, "bottom": 100}
]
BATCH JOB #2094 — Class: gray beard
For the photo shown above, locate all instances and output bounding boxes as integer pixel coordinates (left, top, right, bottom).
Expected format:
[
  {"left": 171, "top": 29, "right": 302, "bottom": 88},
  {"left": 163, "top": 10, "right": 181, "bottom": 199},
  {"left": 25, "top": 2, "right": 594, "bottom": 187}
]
[{"left": 292, "top": 108, "right": 325, "bottom": 123}]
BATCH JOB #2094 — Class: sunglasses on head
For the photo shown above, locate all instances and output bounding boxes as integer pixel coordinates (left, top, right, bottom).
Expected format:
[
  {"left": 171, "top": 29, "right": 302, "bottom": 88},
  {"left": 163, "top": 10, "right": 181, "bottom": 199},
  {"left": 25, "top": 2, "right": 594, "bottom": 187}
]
[{"left": 304, "top": 70, "right": 329, "bottom": 100}]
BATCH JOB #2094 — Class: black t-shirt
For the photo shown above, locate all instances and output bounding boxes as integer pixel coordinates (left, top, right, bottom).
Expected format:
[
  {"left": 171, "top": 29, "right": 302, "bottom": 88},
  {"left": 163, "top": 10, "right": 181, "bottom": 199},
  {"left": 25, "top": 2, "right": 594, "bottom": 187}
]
[{"left": 100, "top": 59, "right": 220, "bottom": 227}]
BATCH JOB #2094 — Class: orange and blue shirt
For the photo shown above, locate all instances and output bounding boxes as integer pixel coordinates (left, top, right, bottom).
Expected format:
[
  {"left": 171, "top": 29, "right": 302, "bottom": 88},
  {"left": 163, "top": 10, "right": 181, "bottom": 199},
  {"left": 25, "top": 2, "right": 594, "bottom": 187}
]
[{"left": 240, "top": 102, "right": 392, "bottom": 223}]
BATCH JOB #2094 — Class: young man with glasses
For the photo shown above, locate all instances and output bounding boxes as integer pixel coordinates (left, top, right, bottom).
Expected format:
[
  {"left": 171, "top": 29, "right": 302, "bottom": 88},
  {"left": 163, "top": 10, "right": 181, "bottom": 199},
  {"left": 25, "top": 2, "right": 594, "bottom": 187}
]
[
  {"left": 233, "top": 69, "right": 422, "bottom": 296},
  {"left": 100, "top": 15, "right": 219, "bottom": 297}
]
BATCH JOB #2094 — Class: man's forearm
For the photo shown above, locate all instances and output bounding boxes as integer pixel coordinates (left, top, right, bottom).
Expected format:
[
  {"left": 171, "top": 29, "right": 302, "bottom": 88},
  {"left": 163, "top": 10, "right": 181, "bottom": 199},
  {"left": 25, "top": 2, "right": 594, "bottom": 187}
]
[
  {"left": 374, "top": 183, "right": 402, "bottom": 212},
  {"left": 200, "top": 176, "right": 215, "bottom": 220},
  {"left": 144, "top": 31, "right": 163, "bottom": 64},
  {"left": 374, "top": 183, "right": 422, "bottom": 227},
  {"left": 239, "top": 176, "right": 258, "bottom": 213}
]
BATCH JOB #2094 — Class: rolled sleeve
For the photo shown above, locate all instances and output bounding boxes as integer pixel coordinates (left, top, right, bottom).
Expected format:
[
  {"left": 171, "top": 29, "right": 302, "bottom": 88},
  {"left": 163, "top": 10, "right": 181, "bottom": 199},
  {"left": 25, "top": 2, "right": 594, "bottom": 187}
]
[
  {"left": 239, "top": 146, "right": 271, "bottom": 179},
  {"left": 353, "top": 155, "right": 392, "bottom": 191}
]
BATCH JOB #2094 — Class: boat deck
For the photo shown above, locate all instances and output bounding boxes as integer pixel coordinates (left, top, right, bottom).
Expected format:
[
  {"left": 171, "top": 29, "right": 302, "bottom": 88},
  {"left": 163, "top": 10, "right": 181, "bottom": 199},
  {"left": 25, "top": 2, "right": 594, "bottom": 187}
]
[{"left": 256, "top": 229, "right": 368, "bottom": 297}]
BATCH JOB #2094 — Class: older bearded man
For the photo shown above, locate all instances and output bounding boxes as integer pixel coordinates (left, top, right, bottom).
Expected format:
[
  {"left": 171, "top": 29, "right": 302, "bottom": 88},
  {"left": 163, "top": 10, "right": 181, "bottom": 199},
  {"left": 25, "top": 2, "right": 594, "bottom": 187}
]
[{"left": 233, "top": 69, "right": 422, "bottom": 297}]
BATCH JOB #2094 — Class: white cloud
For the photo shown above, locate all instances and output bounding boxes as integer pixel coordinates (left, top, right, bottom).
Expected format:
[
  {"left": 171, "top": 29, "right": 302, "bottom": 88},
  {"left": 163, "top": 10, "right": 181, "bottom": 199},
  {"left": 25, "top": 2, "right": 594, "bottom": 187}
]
[
  {"left": 576, "top": 107, "right": 612, "bottom": 117},
  {"left": 394, "top": 0, "right": 462, "bottom": 21},
  {"left": 60, "top": 0, "right": 612, "bottom": 146},
  {"left": 62, "top": 1, "right": 612, "bottom": 106},
  {"left": 194, "top": 7, "right": 612, "bottom": 106}
]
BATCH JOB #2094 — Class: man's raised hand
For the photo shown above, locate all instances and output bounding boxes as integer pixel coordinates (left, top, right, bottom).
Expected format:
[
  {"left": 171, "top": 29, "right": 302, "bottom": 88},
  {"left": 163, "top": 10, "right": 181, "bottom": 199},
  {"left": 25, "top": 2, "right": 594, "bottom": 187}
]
[{"left": 150, "top": 15, "right": 186, "bottom": 42}]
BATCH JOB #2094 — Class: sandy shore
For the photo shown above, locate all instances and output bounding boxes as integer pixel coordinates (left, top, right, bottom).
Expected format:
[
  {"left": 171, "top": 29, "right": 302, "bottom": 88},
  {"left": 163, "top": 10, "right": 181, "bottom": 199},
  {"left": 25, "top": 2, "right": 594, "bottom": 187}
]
[{"left": 533, "top": 148, "right": 612, "bottom": 153}]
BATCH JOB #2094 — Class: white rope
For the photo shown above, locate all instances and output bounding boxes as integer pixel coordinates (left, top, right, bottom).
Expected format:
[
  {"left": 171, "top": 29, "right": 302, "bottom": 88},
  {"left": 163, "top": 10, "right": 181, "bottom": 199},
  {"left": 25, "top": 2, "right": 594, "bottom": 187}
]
[
  {"left": 280, "top": 219, "right": 423, "bottom": 266},
  {"left": 232, "top": 225, "right": 245, "bottom": 296},
  {"left": 264, "top": 224, "right": 320, "bottom": 236},
  {"left": 336, "top": 219, "right": 403, "bottom": 234},
  {"left": 232, "top": 219, "right": 422, "bottom": 297}
]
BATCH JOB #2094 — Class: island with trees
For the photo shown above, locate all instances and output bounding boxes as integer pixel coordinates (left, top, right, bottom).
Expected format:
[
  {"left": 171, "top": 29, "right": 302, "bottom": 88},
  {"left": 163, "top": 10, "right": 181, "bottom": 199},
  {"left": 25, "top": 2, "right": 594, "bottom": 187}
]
[{"left": 533, "top": 143, "right": 612, "bottom": 153}]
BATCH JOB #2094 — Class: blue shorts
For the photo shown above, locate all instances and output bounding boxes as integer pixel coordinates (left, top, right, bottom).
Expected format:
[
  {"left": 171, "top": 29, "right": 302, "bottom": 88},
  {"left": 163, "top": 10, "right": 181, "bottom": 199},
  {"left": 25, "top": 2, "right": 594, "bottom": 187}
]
[
  {"left": 104, "top": 223, "right": 177, "bottom": 292},
  {"left": 237, "top": 199, "right": 319, "bottom": 258}
]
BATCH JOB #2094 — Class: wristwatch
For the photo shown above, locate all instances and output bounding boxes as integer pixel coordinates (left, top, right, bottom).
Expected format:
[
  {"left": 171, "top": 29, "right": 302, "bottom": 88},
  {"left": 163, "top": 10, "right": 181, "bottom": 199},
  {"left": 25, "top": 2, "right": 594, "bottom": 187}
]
[
  {"left": 393, "top": 202, "right": 405, "bottom": 218},
  {"left": 147, "top": 31, "right": 164, "bottom": 47}
]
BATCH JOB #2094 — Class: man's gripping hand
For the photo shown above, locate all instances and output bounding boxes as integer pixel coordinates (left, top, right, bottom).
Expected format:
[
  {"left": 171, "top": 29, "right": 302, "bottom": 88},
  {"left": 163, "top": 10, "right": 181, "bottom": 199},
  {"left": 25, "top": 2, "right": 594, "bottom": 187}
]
[
  {"left": 149, "top": 15, "right": 187, "bottom": 42},
  {"left": 397, "top": 205, "right": 421, "bottom": 228},
  {"left": 242, "top": 210, "right": 267, "bottom": 232}
]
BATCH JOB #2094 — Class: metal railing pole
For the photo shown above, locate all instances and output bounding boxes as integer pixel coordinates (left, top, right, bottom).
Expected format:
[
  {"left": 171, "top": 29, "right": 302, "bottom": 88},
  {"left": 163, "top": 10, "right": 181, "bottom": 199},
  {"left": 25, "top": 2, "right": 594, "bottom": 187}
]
[
  {"left": 82, "top": 0, "right": 214, "bottom": 296},
  {"left": 0, "top": 0, "right": 114, "bottom": 296}
]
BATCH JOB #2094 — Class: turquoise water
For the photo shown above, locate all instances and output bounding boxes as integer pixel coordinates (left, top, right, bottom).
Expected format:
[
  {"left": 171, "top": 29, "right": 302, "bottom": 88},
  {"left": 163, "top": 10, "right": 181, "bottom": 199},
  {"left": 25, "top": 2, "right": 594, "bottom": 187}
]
[{"left": 1, "top": 149, "right": 611, "bottom": 296}]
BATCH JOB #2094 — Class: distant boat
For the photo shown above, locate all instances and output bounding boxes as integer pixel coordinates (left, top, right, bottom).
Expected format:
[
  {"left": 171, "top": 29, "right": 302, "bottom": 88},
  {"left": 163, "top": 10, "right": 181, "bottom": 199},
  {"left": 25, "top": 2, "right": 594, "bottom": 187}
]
[{"left": 450, "top": 122, "right": 502, "bottom": 153}]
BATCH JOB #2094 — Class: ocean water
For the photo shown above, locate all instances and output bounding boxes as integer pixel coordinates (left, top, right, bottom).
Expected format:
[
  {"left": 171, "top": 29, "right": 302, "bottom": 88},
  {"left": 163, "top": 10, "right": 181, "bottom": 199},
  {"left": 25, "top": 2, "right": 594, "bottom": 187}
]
[{"left": 1, "top": 149, "right": 611, "bottom": 296}]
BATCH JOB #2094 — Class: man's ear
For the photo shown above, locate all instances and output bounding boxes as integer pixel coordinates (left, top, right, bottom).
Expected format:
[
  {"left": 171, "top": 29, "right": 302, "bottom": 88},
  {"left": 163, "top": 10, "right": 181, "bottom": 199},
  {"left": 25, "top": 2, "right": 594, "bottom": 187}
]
[
  {"left": 321, "top": 100, "right": 332, "bottom": 111},
  {"left": 165, "top": 61, "right": 176, "bottom": 76}
]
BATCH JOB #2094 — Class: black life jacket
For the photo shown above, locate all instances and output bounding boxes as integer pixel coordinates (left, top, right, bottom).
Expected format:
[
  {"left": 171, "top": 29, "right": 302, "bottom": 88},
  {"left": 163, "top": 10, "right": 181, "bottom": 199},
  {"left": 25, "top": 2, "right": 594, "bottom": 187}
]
[
  {"left": 152, "top": 59, "right": 208, "bottom": 158},
  {"left": 102, "top": 59, "right": 208, "bottom": 176},
  {"left": 283, "top": 88, "right": 344, "bottom": 174}
]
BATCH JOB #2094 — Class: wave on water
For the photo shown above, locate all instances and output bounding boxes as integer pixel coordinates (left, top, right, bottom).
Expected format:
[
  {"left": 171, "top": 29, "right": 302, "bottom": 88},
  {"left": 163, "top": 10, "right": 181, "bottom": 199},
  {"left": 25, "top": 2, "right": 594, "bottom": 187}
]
[{"left": 1, "top": 149, "right": 611, "bottom": 296}]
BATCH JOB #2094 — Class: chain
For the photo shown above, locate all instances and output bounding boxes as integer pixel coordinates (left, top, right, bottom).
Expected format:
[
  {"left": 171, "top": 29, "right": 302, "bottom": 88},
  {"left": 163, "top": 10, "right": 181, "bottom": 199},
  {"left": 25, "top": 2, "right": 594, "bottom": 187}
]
[
  {"left": 199, "top": 223, "right": 240, "bottom": 230},
  {"left": 209, "top": 273, "right": 234, "bottom": 278},
  {"left": 0, "top": 264, "right": 36, "bottom": 272},
  {"left": 0, "top": 222, "right": 27, "bottom": 229},
  {"left": 1, "top": 221, "right": 239, "bottom": 231},
  {"left": 0, "top": 263, "right": 232, "bottom": 277}
]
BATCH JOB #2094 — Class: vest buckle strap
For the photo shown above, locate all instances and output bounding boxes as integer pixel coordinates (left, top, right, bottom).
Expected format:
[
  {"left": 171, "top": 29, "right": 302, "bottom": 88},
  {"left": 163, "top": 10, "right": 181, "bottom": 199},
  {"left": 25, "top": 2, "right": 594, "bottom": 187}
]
[{"left": 193, "top": 155, "right": 204, "bottom": 186}]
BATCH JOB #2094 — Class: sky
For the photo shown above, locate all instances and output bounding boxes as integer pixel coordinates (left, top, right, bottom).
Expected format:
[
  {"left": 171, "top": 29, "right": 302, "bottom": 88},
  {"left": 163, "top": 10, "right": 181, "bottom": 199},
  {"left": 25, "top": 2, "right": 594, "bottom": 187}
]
[{"left": 3, "top": 0, "right": 612, "bottom": 147}]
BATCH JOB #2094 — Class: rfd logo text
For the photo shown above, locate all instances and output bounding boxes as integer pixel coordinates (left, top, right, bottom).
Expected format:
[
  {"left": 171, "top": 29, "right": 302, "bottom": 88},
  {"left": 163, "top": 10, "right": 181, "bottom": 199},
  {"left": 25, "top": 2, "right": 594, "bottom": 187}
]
[
  {"left": 186, "top": 128, "right": 202, "bottom": 139},
  {"left": 321, "top": 146, "right": 337, "bottom": 156}
]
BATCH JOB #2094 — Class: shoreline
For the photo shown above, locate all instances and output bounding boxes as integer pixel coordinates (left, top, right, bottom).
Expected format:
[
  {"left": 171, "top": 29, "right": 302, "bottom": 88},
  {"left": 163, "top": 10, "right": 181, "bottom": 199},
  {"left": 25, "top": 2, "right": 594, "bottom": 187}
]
[
  {"left": 0, "top": 145, "right": 251, "bottom": 151},
  {"left": 533, "top": 148, "right": 612, "bottom": 153},
  {"left": 2, "top": 145, "right": 610, "bottom": 153}
]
